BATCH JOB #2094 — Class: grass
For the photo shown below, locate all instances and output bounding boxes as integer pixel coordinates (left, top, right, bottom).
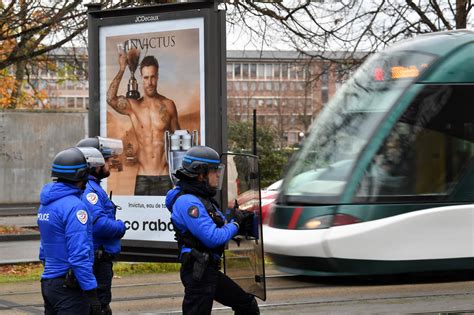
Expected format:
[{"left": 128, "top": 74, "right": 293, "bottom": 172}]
[
  {"left": 0, "top": 262, "right": 181, "bottom": 284},
  {"left": 0, "top": 225, "right": 25, "bottom": 234}
]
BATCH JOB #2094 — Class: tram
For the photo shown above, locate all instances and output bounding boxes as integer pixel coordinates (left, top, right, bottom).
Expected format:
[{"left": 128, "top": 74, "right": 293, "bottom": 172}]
[{"left": 264, "top": 30, "right": 474, "bottom": 276}]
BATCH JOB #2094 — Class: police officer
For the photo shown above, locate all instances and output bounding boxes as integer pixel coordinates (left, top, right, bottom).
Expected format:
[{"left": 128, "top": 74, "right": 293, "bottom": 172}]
[
  {"left": 38, "top": 147, "right": 104, "bottom": 314},
  {"left": 165, "top": 146, "right": 260, "bottom": 315},
  {"left": 77, "top": 136, "right": 126, "bottom": 315}
]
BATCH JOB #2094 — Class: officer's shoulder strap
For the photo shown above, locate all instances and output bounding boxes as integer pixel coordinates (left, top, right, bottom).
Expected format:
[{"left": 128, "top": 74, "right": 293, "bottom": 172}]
[
  {"left": 86, "top": 180, "right": 101, "bottom": 196},
  {"left": 167, "top": 190, "right": 185, "bottom": 213},
  {"left": 168, "top": 190, "right": 213, "bottom": 215}
]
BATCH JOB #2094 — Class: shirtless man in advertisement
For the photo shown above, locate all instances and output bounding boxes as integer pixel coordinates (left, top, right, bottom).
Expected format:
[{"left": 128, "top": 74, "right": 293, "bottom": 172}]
[{"left": 107, "top": 52, "right": 180, "bottom": 196}]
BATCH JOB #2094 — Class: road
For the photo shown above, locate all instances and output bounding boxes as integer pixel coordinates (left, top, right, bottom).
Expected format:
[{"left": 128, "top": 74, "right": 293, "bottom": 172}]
[
  {"left": 1, "top": 268, "right": 474, "bottom": 314},
  {"left": 1, "top": 215, "right": 474, "bottom": 313},
  {"left": 0, "top": 241, "right": 39, "bottom": 264}
]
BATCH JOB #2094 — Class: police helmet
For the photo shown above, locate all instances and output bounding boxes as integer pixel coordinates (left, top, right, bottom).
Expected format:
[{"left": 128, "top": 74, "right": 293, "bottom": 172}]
[
  {"left": 51, "top": 147, "right": 105, "bottom": 182},
  {"left": 76, "top": 136, "right": 123, "bottom": 159},
  {"left": 176, "top": 146, "right": 222, "bottom": 178}
]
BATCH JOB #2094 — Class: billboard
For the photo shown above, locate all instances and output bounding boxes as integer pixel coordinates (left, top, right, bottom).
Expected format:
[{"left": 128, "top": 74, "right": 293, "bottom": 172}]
[
  {"left": 100, "top": 19, "right": 204, "bottom": 241},
  {"left": 88, "top": 3, "right": 226, "bottom": 256}
]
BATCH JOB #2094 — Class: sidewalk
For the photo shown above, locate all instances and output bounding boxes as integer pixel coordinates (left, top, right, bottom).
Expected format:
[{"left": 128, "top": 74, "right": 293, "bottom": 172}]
[
  {"left": 0, "top": 216, "right": 39, "bottom": 242},
  {"left": 0, "top": 215, "right": 37, "bottom": 228}
]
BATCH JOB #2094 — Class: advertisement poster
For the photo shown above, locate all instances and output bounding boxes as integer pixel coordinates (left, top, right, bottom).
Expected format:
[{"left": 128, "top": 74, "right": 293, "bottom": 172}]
[{"left": 99, "top": 18, "right": 205, "bottom": 241}]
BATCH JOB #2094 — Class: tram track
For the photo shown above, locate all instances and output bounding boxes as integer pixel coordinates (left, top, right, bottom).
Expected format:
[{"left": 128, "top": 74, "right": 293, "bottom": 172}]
[
  {"left": 2, "top": 273, "right": 474, "bottom": 313},
  {"left": 3, "top": 289, "right": 474, "bottom": 313},
  {"left": 0, "top": 274, "right": 309, "bottom": 299}
]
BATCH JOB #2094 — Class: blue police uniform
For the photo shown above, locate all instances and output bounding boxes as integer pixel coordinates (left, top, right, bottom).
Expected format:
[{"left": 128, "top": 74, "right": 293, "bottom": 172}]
[
  {"left": 166, "top": 184, "right": 259, "bottom": 315},
  {"left": 166, "top": 186, "right": 238, "bottom": 255},
  {"left": 38, "top": 181, "right": 96, "bottom": 314},
  {"left": 82, "top": 175, "right": 126, "bottom": 311}
]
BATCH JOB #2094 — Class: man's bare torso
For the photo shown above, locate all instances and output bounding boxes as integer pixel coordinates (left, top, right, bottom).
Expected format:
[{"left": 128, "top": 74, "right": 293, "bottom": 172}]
[{"left": 129, "top": 94, "right": 175, "bottom": 176}]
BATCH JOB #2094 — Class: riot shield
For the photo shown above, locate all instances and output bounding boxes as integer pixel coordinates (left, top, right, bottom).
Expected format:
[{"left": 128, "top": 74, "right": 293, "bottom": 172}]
[{"left": 222, "top": 153, "right": 266, "bottom": 301}]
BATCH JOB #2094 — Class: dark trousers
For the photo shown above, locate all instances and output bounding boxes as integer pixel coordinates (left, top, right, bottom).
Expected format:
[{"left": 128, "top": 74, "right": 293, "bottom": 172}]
[
  {"left": 41, "top": 278, "right": 89, "bottom": 315},
  {"left": 180, "top": 263, "right": 259, "bottom": 315},
  {"left": 94, "top": 260, "right": 113, "bottom": 310},
  {"left": 134, "top": 175, "right": 172, "bottom": 196}
]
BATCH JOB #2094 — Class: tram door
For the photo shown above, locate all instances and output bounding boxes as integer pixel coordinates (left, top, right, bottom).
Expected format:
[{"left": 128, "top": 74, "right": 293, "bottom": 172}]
[{"left": 221, "top": 153, "right": 266, "bottom": 301}]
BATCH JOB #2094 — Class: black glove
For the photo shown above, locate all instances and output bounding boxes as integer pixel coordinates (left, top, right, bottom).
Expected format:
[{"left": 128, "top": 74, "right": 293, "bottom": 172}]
[
  {"left": 84, "top": 289, "right": 101, "bottom": 315},
  {"left": 233, "top": 210, "right": 254, "bottom": 235}
]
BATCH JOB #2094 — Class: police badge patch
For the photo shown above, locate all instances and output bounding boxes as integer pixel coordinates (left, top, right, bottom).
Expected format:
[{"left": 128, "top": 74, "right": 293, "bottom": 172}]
[
  {"left": 86, "top": 193, "right": 98, "bottom": 205},
  {"left": 76, "top": 210, "right": 88, "bottom": 224},
  {"left": 188, "top": 206, "right": 199, "bottom": 218}
]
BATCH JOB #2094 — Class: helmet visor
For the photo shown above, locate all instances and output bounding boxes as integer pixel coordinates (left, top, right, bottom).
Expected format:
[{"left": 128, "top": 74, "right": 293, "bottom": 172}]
[
  {"left": 97, "top": 137, "right": 123, "bottom": 158},
  {"left": 76, "top": 147, "right": 105, "bottom": 168},
  {"left": 215, "top": 163, "right": 226, "bottom": 190}
]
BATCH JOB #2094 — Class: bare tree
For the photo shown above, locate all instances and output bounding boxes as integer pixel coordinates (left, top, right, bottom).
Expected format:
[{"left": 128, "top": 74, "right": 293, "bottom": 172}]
[{"left": 224, "top": 0, "right": 473, "bottom": 58}]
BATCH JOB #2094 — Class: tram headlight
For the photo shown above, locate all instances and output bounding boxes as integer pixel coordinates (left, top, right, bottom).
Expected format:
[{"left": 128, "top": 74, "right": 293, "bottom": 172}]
[
  {"left": 302, "top": 215, "right": 332, "bottom": 229},
  {"left": 302, "top": 214, "right": 360, "bottom": 229}
]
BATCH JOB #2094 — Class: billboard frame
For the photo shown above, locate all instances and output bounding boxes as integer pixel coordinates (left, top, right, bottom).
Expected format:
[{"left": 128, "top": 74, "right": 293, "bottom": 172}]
[{"left": 87, "top": 2, "right": 227, "bottom": 261}]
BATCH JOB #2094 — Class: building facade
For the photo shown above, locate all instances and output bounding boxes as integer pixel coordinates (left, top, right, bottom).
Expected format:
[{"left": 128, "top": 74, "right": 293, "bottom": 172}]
[
  {"left": 25, "top": 49, "right": 357, "bottom": 146},
  {"left": 226, "top": 51, "right": 355, "bottom": 146},
  {"left": 24, "top": 47, "right": 89, "bottom": 110}
]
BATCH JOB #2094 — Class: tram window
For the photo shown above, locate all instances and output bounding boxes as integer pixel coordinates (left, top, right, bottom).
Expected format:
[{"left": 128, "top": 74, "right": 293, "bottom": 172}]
[{"left": 356, "top": 85, "right": 474, "bottom": 202}]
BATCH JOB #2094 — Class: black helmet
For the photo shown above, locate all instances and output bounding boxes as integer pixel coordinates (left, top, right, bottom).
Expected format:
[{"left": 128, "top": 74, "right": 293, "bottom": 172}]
[
  {"left": 51, "top": 147, "right": 105, "bottom": 182},
  {"left": 76, "top": 136, "right": 123, "bottom": 159},
  {"left": 176, "top": 146, "right": 221, "bottom": 178}
]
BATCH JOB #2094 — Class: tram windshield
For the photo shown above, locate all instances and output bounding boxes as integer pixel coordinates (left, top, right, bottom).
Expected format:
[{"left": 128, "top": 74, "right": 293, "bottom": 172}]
[{"left": 283, "top": 50, "right": 437, "bottom": 202}]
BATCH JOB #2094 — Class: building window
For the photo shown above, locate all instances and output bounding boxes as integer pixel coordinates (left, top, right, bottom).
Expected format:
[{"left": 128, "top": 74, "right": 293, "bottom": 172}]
[
  {"left": 282, "top": 64, "right": 288, "bottom": 79},
  {"left": 227, "top": 64, "right": 233, "bottom": 79},
  {"left": 257, "top": 64, "right": 264, "bottom": 79},
  {"left": 76, "top": 97, "right": 84, "bottom": 108},
  {"left": 242, "top": 64, "right": 249, "bottom": 79},
  {"left": 250, "top": 64, "right": 257, "bottom": 79},
  {"left": 265, "top": 82, "right": 272, "bottom": 91},
  {"left": 66, "top": 80, "right": 74, "bottom": 90},
  {"left": 57, "top": 97, "right": 66, "bottom": 107},
  {"left": 289, "top": 65, "right": 298, "bottom": 80},
  {"left": 273, "top": 64, "right": 281, "bottom": 79},
  {"left": 265, "top": 99, "right": 273, "bottom": 108},
  {"left": 67, "top": 97, "right": 75, "bottom": 108},
  {"left": 234, "top": 64, "right": 241, "bottom": 79},
  {"left": 296, "top": 65, "right": 304, "bottom": 80},
  {"left": 234, "top": 81, "right": 240, "bottom": 91},
  {"left": 249, "top": 98, "right": 257, "bottom": 108},
  {"left": 321, "top": 63, "right": 329, "bottom": 87},
  {"left": 49, "top": 98, "right": 57, "bottom": 108},
  {"left": 265, "top": 64, "right": 273, "bottom": 79},
  {"left": 250, "top": 82, "right": 257, "bottom": 91}
]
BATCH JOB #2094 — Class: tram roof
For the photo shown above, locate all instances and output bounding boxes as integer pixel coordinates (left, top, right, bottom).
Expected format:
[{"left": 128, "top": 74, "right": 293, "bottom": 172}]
[{"left": 384, "top": 30, "right": 474, "bottom": 56}]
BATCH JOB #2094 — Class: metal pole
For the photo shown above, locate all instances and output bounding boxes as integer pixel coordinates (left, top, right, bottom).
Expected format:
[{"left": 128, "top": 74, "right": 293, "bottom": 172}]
[{"left": 253, "top": 109, "right": 257, "bottom": 156}]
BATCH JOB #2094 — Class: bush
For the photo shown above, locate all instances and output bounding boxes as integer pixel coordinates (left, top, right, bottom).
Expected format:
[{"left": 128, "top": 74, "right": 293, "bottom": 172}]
[{"left": 228, "top": 121, "right": 294, "bottom": 187}]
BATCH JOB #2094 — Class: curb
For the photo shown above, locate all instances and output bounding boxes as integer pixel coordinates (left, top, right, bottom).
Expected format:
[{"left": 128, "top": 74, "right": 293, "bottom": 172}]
[{"left": 0, "top": 232, "right": 40, "bottom": 242}]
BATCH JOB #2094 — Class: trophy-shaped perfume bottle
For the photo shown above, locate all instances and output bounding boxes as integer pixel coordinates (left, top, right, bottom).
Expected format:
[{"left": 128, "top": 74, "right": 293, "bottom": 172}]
[{"left": 121, "top": 40, "right": 141, "bottom": 100}]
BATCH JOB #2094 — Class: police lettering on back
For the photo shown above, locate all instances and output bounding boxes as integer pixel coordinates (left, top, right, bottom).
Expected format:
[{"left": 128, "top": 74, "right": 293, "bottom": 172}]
[{"left": 37, "top": 213, "right": 49, "bottom": 221}]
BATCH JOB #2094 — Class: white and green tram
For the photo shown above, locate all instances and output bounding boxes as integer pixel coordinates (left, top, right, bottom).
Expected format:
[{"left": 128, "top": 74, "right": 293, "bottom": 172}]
[{"left": 264, "top": 30, "right": 474, "bottom": 276}]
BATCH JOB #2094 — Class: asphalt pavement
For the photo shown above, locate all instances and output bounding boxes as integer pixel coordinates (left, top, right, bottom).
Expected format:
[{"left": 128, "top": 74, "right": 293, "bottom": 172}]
[
  {"left": 0, "top": 240, "right": 40, "bottom": 264},
  {"left": 0, "top": 216, "right": 37, "bottom": 228},
  {"left": 0, "top": 215, "right": 39, "bottom": 264}
]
